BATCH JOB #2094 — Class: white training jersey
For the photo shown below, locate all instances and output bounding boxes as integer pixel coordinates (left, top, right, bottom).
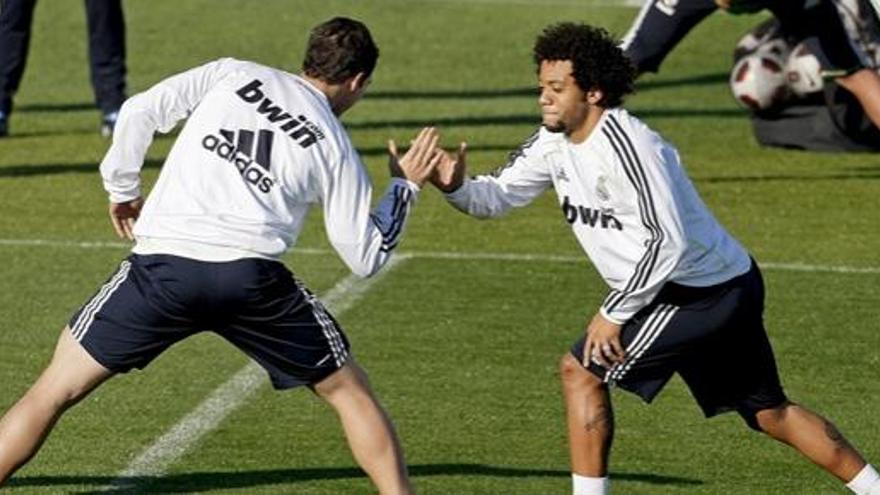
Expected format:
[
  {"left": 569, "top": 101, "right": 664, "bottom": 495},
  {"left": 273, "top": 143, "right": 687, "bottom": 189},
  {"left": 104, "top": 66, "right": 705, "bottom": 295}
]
[
  {"left": 100, "top": 58, "right": 419, "bottom": 277},
  {"left": 446, "top": 107, "right": 751, "bottom": 324}
]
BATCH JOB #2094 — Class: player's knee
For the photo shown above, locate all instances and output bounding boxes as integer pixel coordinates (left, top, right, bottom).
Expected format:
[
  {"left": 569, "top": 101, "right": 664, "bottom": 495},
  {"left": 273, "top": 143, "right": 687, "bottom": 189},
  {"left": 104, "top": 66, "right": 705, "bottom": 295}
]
[
  {"left": 559, "top": 353, "right": 601, "bottom": 391},
  {"left": 750, "top": 401, "right": 792, "bottom": 434},
  {"left": 314, "top": 360, "right": 373, "bottom": 401}
]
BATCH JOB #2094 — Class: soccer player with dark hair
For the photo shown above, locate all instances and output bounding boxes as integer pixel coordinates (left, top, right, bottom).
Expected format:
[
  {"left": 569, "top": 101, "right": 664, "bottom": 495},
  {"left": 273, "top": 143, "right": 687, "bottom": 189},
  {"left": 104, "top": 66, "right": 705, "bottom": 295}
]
[
  {"left": 0, "top": 17, "right": 437, "bottom": 494},
  {"left": 430, "top": 22, "right": 880, "bottom": 495}
]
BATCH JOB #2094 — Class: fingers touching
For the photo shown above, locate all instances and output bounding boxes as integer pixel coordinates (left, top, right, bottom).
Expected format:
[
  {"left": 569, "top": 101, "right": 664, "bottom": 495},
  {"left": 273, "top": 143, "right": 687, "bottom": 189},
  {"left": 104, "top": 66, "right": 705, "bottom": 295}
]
[{"left": 387, "top": 127, "right": 468, "bottom": 191}]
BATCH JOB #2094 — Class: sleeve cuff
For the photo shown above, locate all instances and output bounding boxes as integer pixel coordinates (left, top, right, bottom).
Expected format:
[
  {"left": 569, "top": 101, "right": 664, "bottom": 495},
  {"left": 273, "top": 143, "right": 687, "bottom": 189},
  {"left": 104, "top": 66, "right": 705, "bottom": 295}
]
[
  {"left": 106, "top": 187, "right": 142, "bottom": 204},
  {"left": 443, "top": 179, "right": 469, "bottom": 202},
  {"left": 599, "top": 306, "right": 627, "bottom": 326},
  {"left": 389, "top": 176, "right": 420, "bottom": 195}
]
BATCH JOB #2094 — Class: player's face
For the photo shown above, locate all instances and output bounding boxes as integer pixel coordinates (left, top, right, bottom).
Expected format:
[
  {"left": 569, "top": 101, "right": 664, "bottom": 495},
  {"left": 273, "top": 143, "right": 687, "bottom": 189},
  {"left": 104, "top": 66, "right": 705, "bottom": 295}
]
[{"left": 538, "top": 60, "right": 589, "bottom": 136}]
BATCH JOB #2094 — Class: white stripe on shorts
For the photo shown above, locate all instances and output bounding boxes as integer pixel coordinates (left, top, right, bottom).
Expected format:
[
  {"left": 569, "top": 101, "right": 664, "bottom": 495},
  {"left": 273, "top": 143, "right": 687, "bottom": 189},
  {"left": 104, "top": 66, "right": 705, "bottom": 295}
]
[
  {"left": 296, "top": 280, "right": 348, "bottom": 367},
  {"left": 620, "top": 0, "right": 656, "bottom": 51},
  {"left": 607, "top": 303, "right": 679, "bottom": 383},
  {"left": 71, "top": 260, "right": 132, "bottom": 341}
]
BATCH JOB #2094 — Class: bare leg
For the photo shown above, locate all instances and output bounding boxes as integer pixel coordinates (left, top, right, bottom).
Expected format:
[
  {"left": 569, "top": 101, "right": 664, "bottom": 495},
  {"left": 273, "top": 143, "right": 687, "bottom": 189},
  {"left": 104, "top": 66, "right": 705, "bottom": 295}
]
[
  {"left": 560, "top": 353, "right": 613, "bottom": 476},
  {"left": 313, "top": 359, "right": 411, "bottom": 495},
  {"left": 756, "top": 401, "right": 866, "bottom": 482},
  {"left": 0, "top": 327, "right": 114, "bottom": 485},
  {"left": 836, "top": 68, "right": 880, "bottom": 131}
]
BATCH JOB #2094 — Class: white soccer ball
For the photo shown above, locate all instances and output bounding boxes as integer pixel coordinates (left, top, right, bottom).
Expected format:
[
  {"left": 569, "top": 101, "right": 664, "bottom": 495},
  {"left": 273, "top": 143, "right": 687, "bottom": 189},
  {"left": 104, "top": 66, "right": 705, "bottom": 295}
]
[
  {"left": 729, "top": 51, "right": 789, "bottom": 111},
  {"left": 785, "top": 41, "right": 824, "bottom": 97}
]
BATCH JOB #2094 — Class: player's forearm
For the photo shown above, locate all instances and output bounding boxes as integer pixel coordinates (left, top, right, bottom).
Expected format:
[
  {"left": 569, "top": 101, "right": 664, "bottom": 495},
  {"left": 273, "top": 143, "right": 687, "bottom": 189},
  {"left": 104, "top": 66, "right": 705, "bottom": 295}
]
[
  {"left": 444, "top": 177, "right": 516, "bottom": 219},
  {"left": 332, "top": 178, "right": 419, "bottom": 277},
  {"left": 99, "top": 99, "right": 158, "bottom": 202}
]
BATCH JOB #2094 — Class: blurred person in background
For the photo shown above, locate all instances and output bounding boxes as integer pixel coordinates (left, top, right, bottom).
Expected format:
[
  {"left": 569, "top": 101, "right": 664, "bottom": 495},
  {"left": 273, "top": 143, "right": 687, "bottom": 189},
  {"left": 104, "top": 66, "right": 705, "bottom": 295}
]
[{"left": 0, "top": 0, "right": 127, "bottom": 137}]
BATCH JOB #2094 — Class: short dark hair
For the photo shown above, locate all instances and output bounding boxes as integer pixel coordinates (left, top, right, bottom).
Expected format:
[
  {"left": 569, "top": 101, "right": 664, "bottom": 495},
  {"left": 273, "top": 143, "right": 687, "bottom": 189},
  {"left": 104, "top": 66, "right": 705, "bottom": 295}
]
[
  {"left": 533, "top": 23, "right": 635, "bottom": 108},
  {"left": 302, "top": 17, "right": 379, "bottom": 84}
]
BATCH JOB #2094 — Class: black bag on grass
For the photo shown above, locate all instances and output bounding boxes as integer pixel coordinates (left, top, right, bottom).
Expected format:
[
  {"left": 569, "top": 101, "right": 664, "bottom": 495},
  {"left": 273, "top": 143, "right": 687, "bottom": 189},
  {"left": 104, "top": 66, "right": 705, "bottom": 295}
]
[{"left": 750, "top": 84, "right": 880, "bottom": 152}]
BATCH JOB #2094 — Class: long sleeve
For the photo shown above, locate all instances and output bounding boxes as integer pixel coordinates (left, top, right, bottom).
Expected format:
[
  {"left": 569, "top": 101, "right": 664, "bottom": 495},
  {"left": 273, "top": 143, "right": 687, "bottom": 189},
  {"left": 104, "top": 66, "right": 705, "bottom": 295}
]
[
  {"left": 445, "top": 131, "right": 553, "bottom": 218},
  {"left": 100, "top": 58, "right": 244, "bottom": 202},
  {"left": 598, "top": 118, "right": 688, "bottom": 324},
  {"left": 321, "top": 144, "right": 419, "bottom": 278}
]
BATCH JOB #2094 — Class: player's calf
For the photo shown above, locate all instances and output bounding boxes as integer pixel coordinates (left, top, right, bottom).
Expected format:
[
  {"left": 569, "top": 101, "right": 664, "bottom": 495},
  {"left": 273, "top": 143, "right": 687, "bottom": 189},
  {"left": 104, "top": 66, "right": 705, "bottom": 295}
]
[{"left": 753, "top": 401, "right": 880, "bottom": 493}]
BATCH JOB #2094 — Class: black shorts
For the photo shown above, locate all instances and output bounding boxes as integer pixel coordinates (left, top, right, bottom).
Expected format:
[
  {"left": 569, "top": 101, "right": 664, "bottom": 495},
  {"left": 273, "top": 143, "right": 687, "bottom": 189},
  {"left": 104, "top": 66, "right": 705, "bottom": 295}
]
[
  {"left": 68, "top": 254, "right": 350, "bottom": 389},
  {"left": 571, "top": 261, "right": 787, "bottom": 428}
]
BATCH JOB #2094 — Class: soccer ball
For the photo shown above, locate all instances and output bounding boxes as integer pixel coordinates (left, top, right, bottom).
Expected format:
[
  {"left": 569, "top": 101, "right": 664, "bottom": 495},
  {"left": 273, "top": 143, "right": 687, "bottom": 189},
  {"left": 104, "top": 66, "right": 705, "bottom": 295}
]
[
  {"left": 785, "top": 41, "right": 824, "bottom": 97},
  {"left": 729, "top": 51, "right": 789, "bottom": 111}
]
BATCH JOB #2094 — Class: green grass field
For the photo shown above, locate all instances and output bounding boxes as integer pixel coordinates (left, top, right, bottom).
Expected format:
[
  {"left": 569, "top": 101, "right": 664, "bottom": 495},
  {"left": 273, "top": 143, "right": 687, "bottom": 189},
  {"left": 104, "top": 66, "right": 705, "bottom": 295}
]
[{"left": 1, "top": 1, "right": 879, "bottom": 493}]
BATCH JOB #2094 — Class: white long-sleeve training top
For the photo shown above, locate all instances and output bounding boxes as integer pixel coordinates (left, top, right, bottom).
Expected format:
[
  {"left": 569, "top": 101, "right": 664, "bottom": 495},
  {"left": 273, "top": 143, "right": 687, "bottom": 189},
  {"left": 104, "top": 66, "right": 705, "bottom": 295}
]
[
  {"left": 446, "top": 108, "right": 751, "bottom": 324},
  {"left": 100, "top": 58, "right": 419, "bottom": 277}
]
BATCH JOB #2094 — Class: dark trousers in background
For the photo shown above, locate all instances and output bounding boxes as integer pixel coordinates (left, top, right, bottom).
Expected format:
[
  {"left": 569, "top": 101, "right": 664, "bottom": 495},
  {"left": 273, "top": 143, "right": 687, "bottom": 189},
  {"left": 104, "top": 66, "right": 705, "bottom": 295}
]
[{"left": 0, "top": 0, "right": 126, "bottom": 116}]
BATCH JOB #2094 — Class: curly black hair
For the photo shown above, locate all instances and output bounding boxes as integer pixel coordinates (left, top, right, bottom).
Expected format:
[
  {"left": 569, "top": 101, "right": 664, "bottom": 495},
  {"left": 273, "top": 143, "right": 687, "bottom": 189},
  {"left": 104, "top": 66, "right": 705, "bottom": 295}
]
[{"left": 533, "top": 23, "right": 635, "bottom": 108}]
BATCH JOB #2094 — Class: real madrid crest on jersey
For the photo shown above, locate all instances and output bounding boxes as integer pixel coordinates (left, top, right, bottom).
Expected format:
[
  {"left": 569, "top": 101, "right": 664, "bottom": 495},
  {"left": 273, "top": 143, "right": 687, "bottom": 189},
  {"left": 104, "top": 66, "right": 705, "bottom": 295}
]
[
  {"left": 596, "top": 175, "right": 611, "bottom": 202},
  {"left": 554, "top": 165, "right": 570, "bottom": 182}
]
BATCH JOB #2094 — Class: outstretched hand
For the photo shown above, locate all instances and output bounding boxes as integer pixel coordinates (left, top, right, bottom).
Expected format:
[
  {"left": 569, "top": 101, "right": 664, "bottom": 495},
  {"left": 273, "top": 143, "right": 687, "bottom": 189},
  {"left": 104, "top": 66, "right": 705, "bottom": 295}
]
[
  {"left": 109, "top": 198, "right": 144, "bottom": 241},
  {"left": 387, "top": 127, "right": 443, "bottom": 187},
  {"left": 429, "top": 141, "right": 467, "bottom": 193}
]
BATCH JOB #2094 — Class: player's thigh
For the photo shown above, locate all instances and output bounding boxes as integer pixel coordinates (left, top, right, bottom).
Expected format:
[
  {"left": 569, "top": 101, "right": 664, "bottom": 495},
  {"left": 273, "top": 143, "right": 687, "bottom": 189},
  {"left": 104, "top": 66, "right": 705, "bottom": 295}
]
[
  {"left": 28, "top": 327, "right": 114, "bottom": 405},
  {"left": 69, "top": 256, "right": 201, "bottom": 373},
  {"left": 216, "top": 260, "right": 352, "bottom": 390}
]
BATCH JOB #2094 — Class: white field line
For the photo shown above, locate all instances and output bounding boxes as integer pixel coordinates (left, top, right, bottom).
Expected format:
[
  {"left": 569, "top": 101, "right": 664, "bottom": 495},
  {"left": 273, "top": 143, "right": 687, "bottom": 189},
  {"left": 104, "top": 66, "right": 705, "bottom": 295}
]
[
  {"left": 1, "top": 237, "right": 879, "bottom": 275},
  {"left": 101, "top": 255, "right": 409, "bottom": 491}
]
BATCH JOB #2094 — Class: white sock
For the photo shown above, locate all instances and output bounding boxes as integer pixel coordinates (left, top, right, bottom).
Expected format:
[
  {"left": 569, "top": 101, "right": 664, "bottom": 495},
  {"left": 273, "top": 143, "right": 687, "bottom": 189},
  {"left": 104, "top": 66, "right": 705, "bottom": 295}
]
[
  {"left": 572, "top": 473, "right": 609, "bottom": 495},
  {"left": 847, "top": 464, "right": 880, "bottom": 495}
]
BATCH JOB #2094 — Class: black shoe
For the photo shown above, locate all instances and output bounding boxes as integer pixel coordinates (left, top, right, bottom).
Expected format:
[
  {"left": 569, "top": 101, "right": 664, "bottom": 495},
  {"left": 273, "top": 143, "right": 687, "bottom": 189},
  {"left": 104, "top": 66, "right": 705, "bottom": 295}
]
[
  {"left": 101, "top": 111, "right": 118, "bottom": 138},
  {"left": 0, "top": 114, "right": 7, "bottom": 138}
]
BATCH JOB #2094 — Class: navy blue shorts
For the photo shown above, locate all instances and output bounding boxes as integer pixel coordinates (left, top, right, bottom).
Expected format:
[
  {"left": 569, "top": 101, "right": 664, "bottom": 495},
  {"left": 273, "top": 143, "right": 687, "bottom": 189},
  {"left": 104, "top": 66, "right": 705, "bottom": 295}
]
[
  {"left": 571, "top": 261, "right": 787, "bottom": 429},
  {"left": 68, "top": 254, "right": 350, "bottom": 389}
]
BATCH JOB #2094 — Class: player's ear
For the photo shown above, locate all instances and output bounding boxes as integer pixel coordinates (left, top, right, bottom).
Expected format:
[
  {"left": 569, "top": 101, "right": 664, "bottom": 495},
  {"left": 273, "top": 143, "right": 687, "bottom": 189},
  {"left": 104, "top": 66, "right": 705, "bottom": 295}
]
[
  {"left": 586, "top": 87, "right": 604, "bottom": 105},
  {"left": 350, "top": 72, "right": 370, "bottom": 94}
]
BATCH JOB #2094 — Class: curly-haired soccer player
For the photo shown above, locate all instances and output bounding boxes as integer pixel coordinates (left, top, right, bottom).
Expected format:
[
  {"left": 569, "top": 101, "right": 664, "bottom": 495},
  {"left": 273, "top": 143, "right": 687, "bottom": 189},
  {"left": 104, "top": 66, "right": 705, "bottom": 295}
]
[{"left": 430, "top": 22, "right": 880, "bottom": 495}]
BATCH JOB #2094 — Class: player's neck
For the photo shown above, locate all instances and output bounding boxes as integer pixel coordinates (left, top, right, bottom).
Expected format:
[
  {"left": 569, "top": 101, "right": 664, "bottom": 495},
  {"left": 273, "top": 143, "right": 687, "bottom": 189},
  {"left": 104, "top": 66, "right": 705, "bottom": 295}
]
[
  {"left": 301, "top": 75, "right": 348, "bottom": 116},
  {"left": 568, "top": 106, "right": 605, "bottom": 144}
]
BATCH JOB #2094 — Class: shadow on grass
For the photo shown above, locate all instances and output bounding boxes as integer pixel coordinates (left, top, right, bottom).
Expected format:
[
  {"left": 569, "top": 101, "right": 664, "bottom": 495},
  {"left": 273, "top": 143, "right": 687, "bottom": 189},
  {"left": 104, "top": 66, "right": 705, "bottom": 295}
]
[
  {"left": 0, "top": 159, "right": 163, "bottom": 177},
  {"left": 693, "top": 169, "right": 880, "bottom": 183},
  {"left": 7, "top": 464, "right": 702, "bottom": 493},
  {"left": 637, "top": 72, "right": 729, "bottom": 91},
  {"left": 15, "top": 102, "right": 96, "bottom": 113}
]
